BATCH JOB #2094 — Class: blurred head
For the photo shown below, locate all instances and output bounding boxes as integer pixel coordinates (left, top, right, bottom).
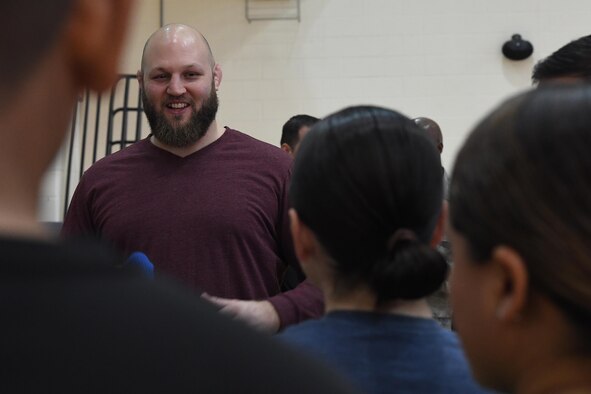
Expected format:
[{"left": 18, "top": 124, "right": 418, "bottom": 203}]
[
  {"left": 280, "top": 114, "right": 319, "bottom": 157},
  {"left": 449, "top": 85, "right": 591, "bottom": 391},
  {"left": 0, "top": 0, "right": 132, "bottom": 106},
  {"left": 0, "top": 0, "right": 133, "bottom": 218},
  {"left": 413, "top": 117, "right": 443, "bottom": 154},
  {"left": 138, "top": 24, "right": 222, "bottom": 148},
  {"left": 532, "top": 35, "right": 591, "bottom": 85},
  {"left": 289, "top": 105, "right": 447, "bottom": 306}
]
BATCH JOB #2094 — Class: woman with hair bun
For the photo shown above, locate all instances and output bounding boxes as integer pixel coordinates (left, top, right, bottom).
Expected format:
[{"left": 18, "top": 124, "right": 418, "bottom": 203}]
[
  {"left": 280, "top": 105, "right": 486, "bottom": 394},
  {"left": 449, "top": 84, "right": 591, "bottom": 394}
]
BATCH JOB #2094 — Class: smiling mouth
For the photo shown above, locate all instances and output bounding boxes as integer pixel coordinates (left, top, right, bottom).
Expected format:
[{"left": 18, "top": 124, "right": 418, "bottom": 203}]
[{"left": 167, "top": 102, "right": 189, "bottom": 109}]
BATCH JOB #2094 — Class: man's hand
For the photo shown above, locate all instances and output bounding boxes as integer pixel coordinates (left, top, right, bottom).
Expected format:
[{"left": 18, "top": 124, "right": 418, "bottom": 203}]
[{"left": 202, "top": 294, "right": 280, "bottom": 333}]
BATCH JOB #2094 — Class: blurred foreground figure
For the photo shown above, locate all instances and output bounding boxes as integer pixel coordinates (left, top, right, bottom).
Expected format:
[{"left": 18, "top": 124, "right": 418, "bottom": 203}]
[
  {"left": 0, "top": 1, "right": 358, "bottom": 393},
  {"left": 449, "top": 84, "right": 591, "bottom": 394}
]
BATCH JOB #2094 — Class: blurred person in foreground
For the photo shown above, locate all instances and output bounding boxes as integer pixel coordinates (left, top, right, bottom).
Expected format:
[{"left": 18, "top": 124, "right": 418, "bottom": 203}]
[
  {"left": 449, "top": 84, "right": 591, "bottom": 394},
  {"left": 0, "top": 1, "right": 360, "bottom": 393}
]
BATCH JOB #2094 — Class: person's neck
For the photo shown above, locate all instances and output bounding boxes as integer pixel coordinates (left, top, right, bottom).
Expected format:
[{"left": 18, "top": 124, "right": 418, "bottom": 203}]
[
  {"left": 0, "top": 174, "right": 47, "bottom": 239},
  {"left": 515, "top": 355, "right": 591, "bottom": 394},
  {"left": 150, "top": 121, "right": 224, "bottom": 157},
  {"left": 324, "top": 285, "right": 433, "bottom": 318}
]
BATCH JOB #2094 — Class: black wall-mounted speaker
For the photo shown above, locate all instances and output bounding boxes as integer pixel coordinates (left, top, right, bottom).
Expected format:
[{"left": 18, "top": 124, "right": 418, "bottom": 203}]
[{"left": 502, "top": 34, "right": 534, "bottom": 60}]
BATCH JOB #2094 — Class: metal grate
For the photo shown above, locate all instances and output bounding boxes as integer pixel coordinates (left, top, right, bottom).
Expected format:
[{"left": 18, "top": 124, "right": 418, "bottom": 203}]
[{"left": 63, "top": 74, "right": 148, "bottom": 218}]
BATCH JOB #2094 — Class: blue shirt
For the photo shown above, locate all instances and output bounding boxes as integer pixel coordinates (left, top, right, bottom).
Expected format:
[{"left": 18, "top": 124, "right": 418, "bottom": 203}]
[{"left": 280, "top": 311, "right": 489, "bottom": 394}]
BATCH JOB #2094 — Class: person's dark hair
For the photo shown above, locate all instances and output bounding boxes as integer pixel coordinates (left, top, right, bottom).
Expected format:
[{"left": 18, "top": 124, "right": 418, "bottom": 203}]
[
  {"left": 280, "top": 115, "right": 319, "bottom": 148},
  {"left": 532, "top": 35, "right": 591, "bottom": 84},
  {"left": 414, "top": 116, "right": 443, "bottom": 151},
  {"left": 290, "top": 106, "right": 447, "bottom": 304},
  {"left": 0, "top": 1, "right": 74, "bottom": 100},
  {"left": 450, "top": 84, "right": 591, "bottom": 339}
]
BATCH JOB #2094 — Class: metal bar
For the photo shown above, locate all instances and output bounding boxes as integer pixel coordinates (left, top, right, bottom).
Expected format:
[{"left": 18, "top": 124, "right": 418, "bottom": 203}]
[
  {"left": 121, "top": 76, "right": 131, "bottom": 150},
  {"left": 112, "top": 107, "right": 142, "bottom": 115},
  {"left": 78, "top": 90, "right": 90, "bottom": 180},
  {"left": 160, "top": 0, "right": 164, "bottom": 27},
  {"left": 245, "top": 16, "right": 300, "bottom": 21},
  {"left": 135, "top": 86, "right": 143, "bottom": 141},
  {"left": 106, "top": 79, "right": 118, "bottom": 156},
  {"left": 92, "top": 95, "right": 102, "bottom": 164},
  {"left": 110, "top": 139, "right": 141, "bottom": 145},
  {"left": 63, "top": 103, "right": 79, "bottom": 219}
]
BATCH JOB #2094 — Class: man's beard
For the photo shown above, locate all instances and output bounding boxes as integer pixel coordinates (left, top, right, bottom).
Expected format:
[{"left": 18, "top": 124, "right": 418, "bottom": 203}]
[{"left": 142, "top": 87, "right": 219, "bottom": 148}]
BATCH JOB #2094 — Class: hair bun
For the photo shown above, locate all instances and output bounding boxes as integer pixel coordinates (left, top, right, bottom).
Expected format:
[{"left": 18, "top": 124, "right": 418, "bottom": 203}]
[{"left": 369, "top": 233, "right": 449, "bottom": 303}]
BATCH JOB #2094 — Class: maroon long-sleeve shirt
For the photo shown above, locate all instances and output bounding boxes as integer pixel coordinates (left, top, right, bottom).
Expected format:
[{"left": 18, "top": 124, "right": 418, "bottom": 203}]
[{"left": 62, "top": 128, "right": 323, "bottom": 328}]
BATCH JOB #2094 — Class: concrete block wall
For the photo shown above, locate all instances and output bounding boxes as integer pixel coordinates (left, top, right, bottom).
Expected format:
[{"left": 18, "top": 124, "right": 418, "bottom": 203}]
[{"left": 39, "top": 0, "right": 591, "bottom": 220}]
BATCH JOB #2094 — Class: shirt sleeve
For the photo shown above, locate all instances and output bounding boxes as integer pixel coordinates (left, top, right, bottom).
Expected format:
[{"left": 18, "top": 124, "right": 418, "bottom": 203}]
[
  {"left": 270, "top": 164, "right": 324, "bottom": 329},
  {"left": 61, "top": 175, "right": 97, "bottom": 238},
  {"left": 268, "top": 280, "right": 324, "bottom": 329}
]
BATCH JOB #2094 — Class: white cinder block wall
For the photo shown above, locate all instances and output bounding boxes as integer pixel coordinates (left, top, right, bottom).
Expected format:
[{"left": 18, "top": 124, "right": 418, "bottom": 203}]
[{"left": 39, "top": 0, "right": 591, "bottom": 221}]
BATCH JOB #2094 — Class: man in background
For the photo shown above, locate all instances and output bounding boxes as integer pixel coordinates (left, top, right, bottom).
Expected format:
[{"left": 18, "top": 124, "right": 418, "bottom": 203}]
[
  {"left": 414, "top": 117, "right": 449, "bottom": 199},
  {"left": 414, "top": 116, "right": 452, "bottom": 328},
  {"left": 532, "top": 34, "right": 591, "bottom": 84},
  {"left": 280, "top": 114, "right": 319, "bottom": 157},
  {"left": 62, "top": 24, "right": 323, "bottom": 333}
]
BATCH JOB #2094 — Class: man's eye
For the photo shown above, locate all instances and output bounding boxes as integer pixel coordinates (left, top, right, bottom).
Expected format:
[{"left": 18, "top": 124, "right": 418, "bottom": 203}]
[{"left": 153, "top": 74, "right": 167, "bottom": 80}]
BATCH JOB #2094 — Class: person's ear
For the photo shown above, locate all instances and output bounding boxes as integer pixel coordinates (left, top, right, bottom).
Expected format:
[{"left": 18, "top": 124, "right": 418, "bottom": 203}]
[
  {"left": 430, "top": 201, "right": 447, "bottom": 247},
  {"left": 137, "top": 70, "right": 144, "bottom": 91},
  {"left": 281, "top": 143, "right": 294, "bottom": 156},
  {"left": 289, "top": 209, "right": 318, "bottom": 264},
  {"left": 213, "top": 63, "right": 223, "bottom": 90},
  {"left": 65, "top": 0, "right": 134, "bottom": 91},
  {"left": 490, "top": 245, "right": 529, "bottom": 322}
]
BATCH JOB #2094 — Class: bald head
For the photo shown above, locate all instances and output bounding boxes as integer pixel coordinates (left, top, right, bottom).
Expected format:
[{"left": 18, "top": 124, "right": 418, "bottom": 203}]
[
  {"left": 141, "top": 24, "right": 215, "bottom": 74},
  {"left": 414, "top": 117, "right": 443, "bottom": 154}
]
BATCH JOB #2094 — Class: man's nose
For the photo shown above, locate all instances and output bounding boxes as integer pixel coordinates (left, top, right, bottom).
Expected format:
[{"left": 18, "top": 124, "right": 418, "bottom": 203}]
[{"left": 167, "top": 75, "right": 186, "bottom": 96}]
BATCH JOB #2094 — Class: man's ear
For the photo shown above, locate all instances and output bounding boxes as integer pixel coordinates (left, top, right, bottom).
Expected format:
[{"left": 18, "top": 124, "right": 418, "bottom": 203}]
[
  {"left": 490, "top": 246, "right": 529, "bottom": 322},
  {"left": 65, "top": 0, "right": 134, "bottom": 91},
  {"left": 281, "top": 143, "right": 294, "bottom": 156},
  {"left": 137, "top": 70, "right": 144, "bottom": 91},
  {"left": 430, "top": 201, "right": 447, "bottom": 247},
  {"left": 213, "top": 63, "right": 223, "bottom": 90}
]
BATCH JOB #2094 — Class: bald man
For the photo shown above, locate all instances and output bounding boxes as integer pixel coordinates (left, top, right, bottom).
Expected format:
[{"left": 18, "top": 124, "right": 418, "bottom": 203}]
[
  {"left": 414, "top": 117, "right": 449, "bottom": 199},
  {"left": 62, "top": 24, "right": 323, "bottom": 333},
  {"left": 413, "top": 116, "right": 452, "bottom": 329}
]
